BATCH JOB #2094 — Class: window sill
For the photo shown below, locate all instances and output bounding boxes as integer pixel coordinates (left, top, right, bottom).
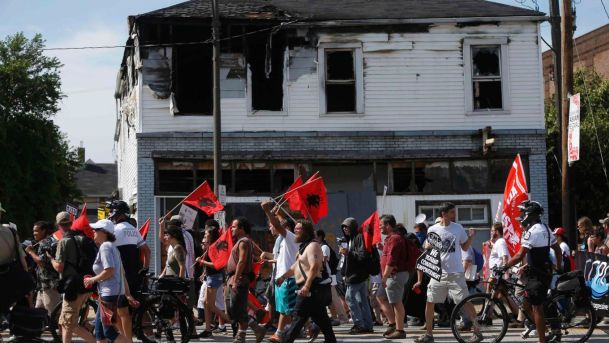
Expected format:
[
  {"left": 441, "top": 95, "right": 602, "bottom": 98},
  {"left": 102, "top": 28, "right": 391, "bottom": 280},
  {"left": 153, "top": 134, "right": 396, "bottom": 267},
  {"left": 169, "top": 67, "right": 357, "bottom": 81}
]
[
  {"left": 247, "top": 110, "right": 287, "bottom": 117},
  {"left": 466, "top": 109, "right": 510, "bottom": 116},
  {"left": 173, "top": 112, "right": 213, "bottom": 116},
  {"left": 320, "top": 112, "right": 365, "bottom": 117}
]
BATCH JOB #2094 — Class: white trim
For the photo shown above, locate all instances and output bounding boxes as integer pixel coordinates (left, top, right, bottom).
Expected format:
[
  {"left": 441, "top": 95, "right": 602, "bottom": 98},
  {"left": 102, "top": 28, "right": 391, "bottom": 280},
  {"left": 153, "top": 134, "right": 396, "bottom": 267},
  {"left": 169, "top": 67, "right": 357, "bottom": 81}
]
[
  {"left": 463, "top": 37, "right": 511, "bottom": 115},
  {"left": 318, "top": 43, "right": 364, "bottom": 115}
]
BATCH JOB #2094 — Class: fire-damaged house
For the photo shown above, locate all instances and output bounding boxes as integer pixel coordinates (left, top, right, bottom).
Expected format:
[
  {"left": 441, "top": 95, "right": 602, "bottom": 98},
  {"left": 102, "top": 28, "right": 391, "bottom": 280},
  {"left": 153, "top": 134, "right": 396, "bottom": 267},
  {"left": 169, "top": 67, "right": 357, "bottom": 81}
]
[{"left": 114, "top": 0, "right": 548, "bottom": 272}]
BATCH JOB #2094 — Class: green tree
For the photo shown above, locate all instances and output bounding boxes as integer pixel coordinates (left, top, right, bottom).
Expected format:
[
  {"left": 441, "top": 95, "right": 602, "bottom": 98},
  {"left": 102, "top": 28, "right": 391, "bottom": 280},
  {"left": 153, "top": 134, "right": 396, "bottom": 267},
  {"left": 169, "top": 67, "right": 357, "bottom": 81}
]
[
  {"left": 546, "top": 69, "right": 609, "bottom": 227},
  {"left": 0, "top": 32, "right": 81, "bottom": 238}
]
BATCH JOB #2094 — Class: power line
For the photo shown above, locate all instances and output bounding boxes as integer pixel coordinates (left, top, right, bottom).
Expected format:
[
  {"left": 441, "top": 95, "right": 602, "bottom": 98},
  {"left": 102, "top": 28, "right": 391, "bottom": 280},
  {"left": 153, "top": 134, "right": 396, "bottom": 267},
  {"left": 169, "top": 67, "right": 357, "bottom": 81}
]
[
  {"left": 601, "top": 0, "right": 609, "bottom": 20},
  {"left": 42, "top": 20, "right": 299, "bottom": 51}
]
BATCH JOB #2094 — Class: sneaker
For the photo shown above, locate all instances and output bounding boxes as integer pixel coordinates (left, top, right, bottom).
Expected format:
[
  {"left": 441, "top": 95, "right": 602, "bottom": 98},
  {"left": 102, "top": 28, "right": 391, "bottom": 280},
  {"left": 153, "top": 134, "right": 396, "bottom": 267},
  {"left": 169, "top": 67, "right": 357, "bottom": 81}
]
[
  {"left": 253, "top": 324, "right": 267, "bottom": 343},
  {"left": 331, "top": 319, "right": 341, "bottom": 326},
  {"left": 383, "top": 323, "right": 396, "bottom": 337},
  {"left": 198, "top": 330, "right": 213, "bottom": 338},
  {"left": 308, "top": 324, "right": 320, "bottom": 343},
  {"left": 386, "top": 330, "right": 406, "bottom": 339},
  {"left": 213, "top": 326, "right": 227, "bottom": 334},
  {"left": 509, "top": 320, "right": 524, "bottom": 328},
  {"left": 268, "top": 333, "right": 282, "bottom": 343},
  {"left": 233, "top": 331, "right": 246, "bottom": 343},
  {"left": 362, "top": 327, "right": 374, "bottom": 333},
  {"left": 414, "top": 333, "right": 434, "bottom": 343},
  {"left": 465, "top": 332, "right": 484, "bottom": 343},
  {"left": 349, "top": 326, "right": 366, "bottom": 335},
  {"left": 407, "top": 317, "right": 422, "bottom": 326},
  {"left": 456, "top": 322, "right": 472, "bottom": 332}
]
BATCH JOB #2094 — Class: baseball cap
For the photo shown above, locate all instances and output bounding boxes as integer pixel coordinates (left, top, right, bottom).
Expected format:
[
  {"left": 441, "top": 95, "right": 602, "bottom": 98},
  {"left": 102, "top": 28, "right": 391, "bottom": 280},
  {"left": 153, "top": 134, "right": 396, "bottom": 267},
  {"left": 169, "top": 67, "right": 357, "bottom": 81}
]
[
  {"left": 90, "top": 219, "right": 115, "bottom": 235},
  {"left": 553, "top": 227, "right": 566, "bottom": 237},
  {"left": 169, "top": 214, "right": 183, "bottom": 227},
  {"left": 56, "top": 211, "right": 72, "bottom": 225},
  {"left": 599, "top": 218, "right": 609, "bottom": 225}
]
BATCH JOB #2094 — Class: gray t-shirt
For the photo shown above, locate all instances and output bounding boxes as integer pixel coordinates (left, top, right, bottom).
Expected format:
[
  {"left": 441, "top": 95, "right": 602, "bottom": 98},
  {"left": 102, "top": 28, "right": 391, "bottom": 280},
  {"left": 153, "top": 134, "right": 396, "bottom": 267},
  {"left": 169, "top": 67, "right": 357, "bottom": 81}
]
[{"left": 93, "top": 241, "right": 123, "bottom": 297}]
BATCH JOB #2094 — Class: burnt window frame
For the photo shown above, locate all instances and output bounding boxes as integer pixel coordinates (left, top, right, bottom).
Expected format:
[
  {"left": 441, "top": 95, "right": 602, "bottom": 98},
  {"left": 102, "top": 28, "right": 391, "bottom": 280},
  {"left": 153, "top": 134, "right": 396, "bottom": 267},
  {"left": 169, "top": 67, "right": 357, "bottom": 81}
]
[
  {"left": 463, "top": 38, "right": 510, "bottom": 115},
  {"left": 318, "top": 43, "right": 364, "bottom": 115}
]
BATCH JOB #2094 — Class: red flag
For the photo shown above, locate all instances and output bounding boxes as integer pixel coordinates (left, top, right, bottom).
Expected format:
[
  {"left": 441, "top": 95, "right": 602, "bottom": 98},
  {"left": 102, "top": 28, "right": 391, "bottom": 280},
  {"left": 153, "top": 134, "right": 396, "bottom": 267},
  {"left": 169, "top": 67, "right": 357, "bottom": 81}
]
[
  {"left": 501, "top": 154, "right": 529, "bottom": 256},
  {"left": 360, "top": 211, "right": 381, "bottom": 252},
  {"left": 283, "top": 177, "right": 328, "bottom": 224},
  {"left": 72, "top": 204, "right": 94, "bottom": 239},
  {"left": 139, "top": 218, "right": 151, "bottom": 240},
  {"left": 208, "top": 227, "right": 234, "bottom": 270},
  {"left": 183, "top": 181, "right": 224, "bottom": 216},
  {"left": 283, "top": 176, "right": 304, "bottom": 212}
]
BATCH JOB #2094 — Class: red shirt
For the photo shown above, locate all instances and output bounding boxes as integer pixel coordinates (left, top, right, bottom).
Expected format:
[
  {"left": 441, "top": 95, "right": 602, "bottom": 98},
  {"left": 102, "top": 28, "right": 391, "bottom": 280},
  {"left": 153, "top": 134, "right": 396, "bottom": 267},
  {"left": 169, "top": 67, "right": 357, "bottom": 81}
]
[{"left": 381, "top": 231, "right": 408, "bottom": 274}]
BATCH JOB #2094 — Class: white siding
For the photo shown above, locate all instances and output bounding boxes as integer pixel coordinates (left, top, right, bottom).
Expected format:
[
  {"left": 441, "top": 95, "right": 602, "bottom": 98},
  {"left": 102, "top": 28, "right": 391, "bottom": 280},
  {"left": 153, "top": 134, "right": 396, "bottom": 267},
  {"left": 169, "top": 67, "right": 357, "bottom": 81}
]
[
  {"left": 139, "top": 21, "right": 544, "bottom": 133},
  {"left": 116, "top": 88, "right": 139, "bottom": 205}
]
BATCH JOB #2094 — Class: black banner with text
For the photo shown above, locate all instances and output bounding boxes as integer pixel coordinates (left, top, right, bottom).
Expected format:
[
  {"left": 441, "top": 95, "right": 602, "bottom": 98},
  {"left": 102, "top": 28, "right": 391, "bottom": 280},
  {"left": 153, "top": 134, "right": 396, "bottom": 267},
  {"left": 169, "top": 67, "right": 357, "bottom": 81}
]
[{"left": 576, "top": 251, "right": 609, "bottom": 317}]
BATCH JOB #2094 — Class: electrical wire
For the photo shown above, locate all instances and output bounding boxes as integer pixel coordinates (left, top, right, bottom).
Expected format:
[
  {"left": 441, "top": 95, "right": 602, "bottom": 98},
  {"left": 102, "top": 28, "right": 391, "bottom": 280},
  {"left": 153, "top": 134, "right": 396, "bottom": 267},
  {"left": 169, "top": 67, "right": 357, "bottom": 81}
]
[
  {"left": 601, "top": 0, "right": 609, "bottom": 20},
  {"left": 42, "top": 20, "right": 299, "bottom": 51}
]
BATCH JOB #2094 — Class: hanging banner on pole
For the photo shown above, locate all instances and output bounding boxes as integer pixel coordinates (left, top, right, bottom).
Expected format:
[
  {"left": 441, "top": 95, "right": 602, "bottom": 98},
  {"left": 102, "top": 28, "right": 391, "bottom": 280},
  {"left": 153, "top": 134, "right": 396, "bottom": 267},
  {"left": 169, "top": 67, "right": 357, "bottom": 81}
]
[{"left": 568, "top": 93, "right": 581, "bottom": 164}]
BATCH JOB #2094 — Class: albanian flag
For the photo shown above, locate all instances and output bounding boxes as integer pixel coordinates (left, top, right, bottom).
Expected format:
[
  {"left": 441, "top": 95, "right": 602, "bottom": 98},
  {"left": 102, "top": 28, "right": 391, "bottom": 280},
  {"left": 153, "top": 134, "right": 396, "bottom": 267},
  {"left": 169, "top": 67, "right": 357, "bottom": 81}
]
[
  {"left": 283, "top": 176, "right": 304, "bottom": 212},
  {"left": 139, "top": 218, "right": 151, "bottom": 240},
  {"left": 501, "top": 154, "right": 529, "bottom": 256},
  {"left": 283, "top": 176, "right": 328, "bottom": 224},
  {"left": 208, "top": 227, "right": 233, "bottom": 270},
  {"left": 183, "top": 181, "right": 224, "bottom": 216},
  {"left": 72, "top": 204, "right": 94, "bottom": 239},
  {"left": 361, "top": 210, "right": 381, "bottom": 252}
]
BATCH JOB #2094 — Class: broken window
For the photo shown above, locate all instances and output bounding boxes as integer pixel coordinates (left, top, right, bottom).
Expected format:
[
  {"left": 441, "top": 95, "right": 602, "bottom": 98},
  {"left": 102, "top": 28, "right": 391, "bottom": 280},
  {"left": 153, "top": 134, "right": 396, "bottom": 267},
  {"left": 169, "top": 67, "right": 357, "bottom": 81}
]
[
  {"left": 471, "top": 45, "right": 503, "bottom": 110},
  {"left": 246, "top": 31, "right": 285, "bottom": 111},
  {"left": 325, "top": 49, "right": 356, "bottom": 112},
  {"left": 173, "top": 26, "right": 213, "bottom": 115}
]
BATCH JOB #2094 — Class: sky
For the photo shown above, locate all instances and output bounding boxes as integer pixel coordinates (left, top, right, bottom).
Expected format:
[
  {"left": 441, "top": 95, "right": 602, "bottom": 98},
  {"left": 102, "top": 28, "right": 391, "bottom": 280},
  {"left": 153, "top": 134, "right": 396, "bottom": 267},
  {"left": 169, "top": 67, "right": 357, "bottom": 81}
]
[{"left": 0, "top": 0, "right": 608, "bottom": 163}]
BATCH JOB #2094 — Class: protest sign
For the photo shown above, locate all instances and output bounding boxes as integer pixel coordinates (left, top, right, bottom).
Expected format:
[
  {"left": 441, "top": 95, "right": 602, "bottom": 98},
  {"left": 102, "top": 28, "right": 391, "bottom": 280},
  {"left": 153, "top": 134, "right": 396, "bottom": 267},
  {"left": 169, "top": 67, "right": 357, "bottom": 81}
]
[
  {"left": 416, "top": 248, "right": 442, "bottom": 281},
  {"left": 178, "top": 204, "right": 197, "bottom": 230},
  {"left": 576, "top": 251, "right": 609, "bottom": 317}
]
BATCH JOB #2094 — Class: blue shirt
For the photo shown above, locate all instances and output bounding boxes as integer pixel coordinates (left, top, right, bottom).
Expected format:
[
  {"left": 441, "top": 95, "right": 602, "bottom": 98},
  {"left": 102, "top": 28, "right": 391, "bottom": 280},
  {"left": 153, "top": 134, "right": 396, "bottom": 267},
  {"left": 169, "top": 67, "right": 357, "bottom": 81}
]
[{"left": 93, "top": 241, "right": 123, "bottom": 296}]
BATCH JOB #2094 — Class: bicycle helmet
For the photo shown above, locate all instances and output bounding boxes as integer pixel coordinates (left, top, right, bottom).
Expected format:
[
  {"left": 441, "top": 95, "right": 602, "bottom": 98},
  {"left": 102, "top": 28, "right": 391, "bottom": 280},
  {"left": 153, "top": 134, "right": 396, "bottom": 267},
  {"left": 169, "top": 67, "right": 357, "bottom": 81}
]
[
  {"left": 107, "top": 200, "right": 130, "bottom": 219},
  {"left": 516, "top": 200, "right": 543, "bottom": 227}
]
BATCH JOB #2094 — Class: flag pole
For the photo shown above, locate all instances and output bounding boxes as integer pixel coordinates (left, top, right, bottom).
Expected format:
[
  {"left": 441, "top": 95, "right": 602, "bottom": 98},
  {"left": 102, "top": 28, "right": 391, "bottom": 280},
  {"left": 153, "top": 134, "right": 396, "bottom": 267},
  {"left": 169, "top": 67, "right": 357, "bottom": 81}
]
[
  {"left": 270, "top": 197, "right": 297, "bottom": 222},
  {"left": 273, "top": 176, "right": 322, "bottom": 200},
  {"left": 160, "top": 181, "right": 208, "bottom": 222}
]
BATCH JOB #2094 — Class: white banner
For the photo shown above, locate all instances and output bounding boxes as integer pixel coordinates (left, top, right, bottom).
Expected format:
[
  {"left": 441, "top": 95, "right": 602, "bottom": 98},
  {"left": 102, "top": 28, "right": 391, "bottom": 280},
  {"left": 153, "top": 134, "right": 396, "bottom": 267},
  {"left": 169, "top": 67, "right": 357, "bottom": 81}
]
[
  {"left": 218, "top": 184, "right": 227, "bottom": 205},
  {"left": 568, "top": 93, "right": 581, "bottom": 164},
  {"left": 214, "top": 210, "right": 226, "bottom": 229},
  {"left": 178, "top": 204, "right": 198, "bottom": 230}
]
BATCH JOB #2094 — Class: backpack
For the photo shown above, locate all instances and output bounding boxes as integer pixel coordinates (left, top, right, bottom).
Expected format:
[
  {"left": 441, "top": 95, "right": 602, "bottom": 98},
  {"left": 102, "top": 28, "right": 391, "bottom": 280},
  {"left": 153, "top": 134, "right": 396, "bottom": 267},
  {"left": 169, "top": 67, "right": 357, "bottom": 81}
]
[
  {"left": 367, "top": 247, "right": 381, "bottom": 276},
  {"left": 404, "top": 237, "right": 422, "bottom": 271},
  {"left": 473, "top": 248, "right": 484, "bottom": 273},
  {"left": 64, "top": 230, "right": 98, "bottom": 278},
  {"left": 323, "top": 242, "right": 340, "bottom": 275}
]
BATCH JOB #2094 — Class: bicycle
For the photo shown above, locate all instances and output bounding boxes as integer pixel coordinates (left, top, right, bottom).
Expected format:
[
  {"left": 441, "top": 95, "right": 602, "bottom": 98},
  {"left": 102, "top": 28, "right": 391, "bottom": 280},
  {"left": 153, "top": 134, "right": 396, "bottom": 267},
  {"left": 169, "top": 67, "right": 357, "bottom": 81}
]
[
  {"left": 450, "top": 267, "right": 596, "bottom": 343},
  {"left": 133, "top": 276, "right": 195, "bottom": 343}
]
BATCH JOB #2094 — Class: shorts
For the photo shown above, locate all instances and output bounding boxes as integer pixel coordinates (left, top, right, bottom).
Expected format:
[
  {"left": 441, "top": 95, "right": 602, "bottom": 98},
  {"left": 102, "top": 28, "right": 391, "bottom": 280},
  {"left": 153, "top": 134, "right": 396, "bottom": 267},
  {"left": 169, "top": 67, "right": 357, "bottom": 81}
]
[
  {"left": 386, "top": 271, "right": 409, "bottom": 304},
  {"left": 35, "top": 288, "right": 61, "bottom": 316},
  {"left": 426, "top": 273, "right": 468, "bottom": 304},
  {"left": 206, "top": 273, "right": 224, "bottom": 289},
  {"left": 197, "top": 281, "right": 226, "bottom": 311},
  {"left": 525, "top": 275, "right": 550, "bottom": 305},
  {"left": 229, "top": 284, "right": 250, "bottom": 323},
  {"left": 275, "top": 277, "right": 297, "bottom": 315},
  {"left": 371, "top": 282, "right": 382, "bottom": 297},
  {"left": 59, "top": 292, "right": 91, "bottom": 330}
]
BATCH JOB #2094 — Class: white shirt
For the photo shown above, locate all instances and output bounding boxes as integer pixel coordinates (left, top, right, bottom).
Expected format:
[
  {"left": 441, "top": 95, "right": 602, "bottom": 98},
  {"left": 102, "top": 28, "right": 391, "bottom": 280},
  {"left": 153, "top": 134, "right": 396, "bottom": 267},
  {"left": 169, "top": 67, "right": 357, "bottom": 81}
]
[
  {"left": 114, "top": 221, "right": 146, "bottom": 248},
  {"left": 521, "top": 223, "right": 557, "bottom": 249},
  {"left": 461, "top": 247, "right": 477, "bottom": 281},
  {"left": 167, "top": 228, "right": 195, "bottom": 279},
  {"left": 427, "top": 222, "right": 468, "bottom": 274},
  {"left": 489, "top": 238, "right": 510, "bottom": 269},
  {"left": 559, "top": 241, "right": 570, "bottom": 257},
  {"left": 276, "top": 230, "right": 299, "bottom": 277}
]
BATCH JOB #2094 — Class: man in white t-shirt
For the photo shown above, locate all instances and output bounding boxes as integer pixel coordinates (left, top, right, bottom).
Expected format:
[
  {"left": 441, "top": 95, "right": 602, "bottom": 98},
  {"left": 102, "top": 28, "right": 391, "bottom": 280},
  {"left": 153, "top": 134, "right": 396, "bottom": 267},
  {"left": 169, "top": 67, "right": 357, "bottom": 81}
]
[
  {"left": 488, "top": 223, "right": 510, "bottom": 270},
  {"left": 413, "top": 202, "right": 482, "bottom": 343},
  {"left": 261, "top": 201, "right": 298, "bottom": 343}
]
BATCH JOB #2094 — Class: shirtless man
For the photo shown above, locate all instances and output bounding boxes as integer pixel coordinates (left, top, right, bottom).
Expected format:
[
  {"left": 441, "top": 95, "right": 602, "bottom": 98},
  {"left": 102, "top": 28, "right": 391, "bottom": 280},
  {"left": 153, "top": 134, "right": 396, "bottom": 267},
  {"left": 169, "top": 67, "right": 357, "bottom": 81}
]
[{"left": 276, "top": 220, "right": 336, "bottom": 343}]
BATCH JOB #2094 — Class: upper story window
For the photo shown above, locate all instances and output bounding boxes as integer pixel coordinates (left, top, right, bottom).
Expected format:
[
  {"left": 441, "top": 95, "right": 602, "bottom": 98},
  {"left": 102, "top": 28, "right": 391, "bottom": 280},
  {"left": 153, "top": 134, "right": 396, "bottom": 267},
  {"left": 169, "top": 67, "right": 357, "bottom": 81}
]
[
  {"left": 463, "top": 38, "right": 510, "bottom": 114},
  {"left": 246, "top": 31, "right": 286, "bottom": 114},
  {"left": 318, "top": 43, "right": 364, "bottom": 115}
]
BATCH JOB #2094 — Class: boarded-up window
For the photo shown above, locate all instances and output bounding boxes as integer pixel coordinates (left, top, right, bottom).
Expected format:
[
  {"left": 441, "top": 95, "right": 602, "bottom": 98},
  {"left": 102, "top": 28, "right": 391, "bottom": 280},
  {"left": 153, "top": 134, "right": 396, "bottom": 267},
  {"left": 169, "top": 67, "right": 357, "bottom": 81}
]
[
  {"left": 325, "top": 50, "right": 356, "bottom": 112},
  {"left": 471, "top": 45, "right": 502, "bottom": 110}
]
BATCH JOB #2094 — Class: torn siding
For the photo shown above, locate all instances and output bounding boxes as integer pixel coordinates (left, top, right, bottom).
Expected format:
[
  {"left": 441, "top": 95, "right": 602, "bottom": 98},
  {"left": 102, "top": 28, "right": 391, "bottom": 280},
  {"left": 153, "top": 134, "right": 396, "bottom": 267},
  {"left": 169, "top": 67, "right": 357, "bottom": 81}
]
[{"left": 141, "top": 48, "right": 171, "bottom": 99}]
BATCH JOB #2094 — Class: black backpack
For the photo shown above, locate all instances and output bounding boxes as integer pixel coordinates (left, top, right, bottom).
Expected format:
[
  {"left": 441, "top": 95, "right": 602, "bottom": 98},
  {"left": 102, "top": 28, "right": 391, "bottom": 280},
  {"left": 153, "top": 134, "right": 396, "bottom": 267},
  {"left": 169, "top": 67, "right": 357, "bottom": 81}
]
[
  {"left": 64, "top": 231, "right": 97, "bottom": 279},
  {"left": 322, "top": 242, "right": 340, "bottom": 275}
]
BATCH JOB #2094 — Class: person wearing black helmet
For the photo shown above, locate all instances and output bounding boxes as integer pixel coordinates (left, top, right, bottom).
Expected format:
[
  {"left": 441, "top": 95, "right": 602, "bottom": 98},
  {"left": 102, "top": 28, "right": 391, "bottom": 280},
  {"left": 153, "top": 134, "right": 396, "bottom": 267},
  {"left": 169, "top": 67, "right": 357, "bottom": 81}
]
[
  {"left": 502, "top": 200, "right": 563, "bottom": 343},
  {"left": 107, "top": 200, "right": 151, "bottom": 341}
]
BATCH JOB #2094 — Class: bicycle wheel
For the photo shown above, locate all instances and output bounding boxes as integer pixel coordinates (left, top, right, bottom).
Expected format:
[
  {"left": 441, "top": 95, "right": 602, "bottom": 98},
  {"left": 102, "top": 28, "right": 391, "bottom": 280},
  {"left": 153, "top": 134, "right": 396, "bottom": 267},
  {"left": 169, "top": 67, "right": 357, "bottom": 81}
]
[
  {"left": 450, "top": 293, "right": 509, "bottom": 343},
  {"left": 545, "top": 293, "right": 596, "bottom": 342},
  {"left": 134, "top": 295, "right": 194, "bottom": 343}
]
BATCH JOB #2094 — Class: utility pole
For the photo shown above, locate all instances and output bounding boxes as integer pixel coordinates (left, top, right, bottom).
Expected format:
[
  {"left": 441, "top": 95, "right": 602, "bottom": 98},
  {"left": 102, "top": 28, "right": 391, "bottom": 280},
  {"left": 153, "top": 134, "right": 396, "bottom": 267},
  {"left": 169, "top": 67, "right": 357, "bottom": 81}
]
[
  {"left": 550, "top": 0, "right": 562, "bottom": 135},
  {"left": 561, "top": 0, "right": 575, "bottom": 246},
  {"left": 211, "top": 0, "right": 222, "bottom": 193}
]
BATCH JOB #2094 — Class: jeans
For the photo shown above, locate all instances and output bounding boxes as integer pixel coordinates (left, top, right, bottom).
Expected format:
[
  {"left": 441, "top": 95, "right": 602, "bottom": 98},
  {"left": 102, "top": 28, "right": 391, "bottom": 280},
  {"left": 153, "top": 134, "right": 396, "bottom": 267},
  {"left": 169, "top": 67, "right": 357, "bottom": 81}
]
[
  {"left": 346, "top": 281, "right": 373, "bottom": 330},
  {"left": 282, "top": 283, "right": 336, "bottom": 343}
]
